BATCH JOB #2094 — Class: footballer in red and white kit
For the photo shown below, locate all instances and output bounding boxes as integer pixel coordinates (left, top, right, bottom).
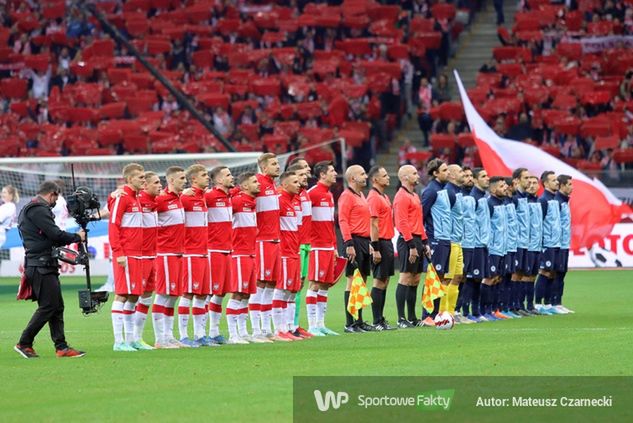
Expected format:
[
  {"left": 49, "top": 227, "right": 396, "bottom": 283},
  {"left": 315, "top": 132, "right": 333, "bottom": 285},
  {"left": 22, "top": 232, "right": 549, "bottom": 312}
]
[
  {"left": 205, "top": 165, "right": 235, "bottom": 344},
  {"left": 227, "top": 172, "right": 270, "bottom": 344},
  {"left": 178, "top": 165, "right": 211, "bottom": 346},
  {"left": 305, "top": 161, "right": 339, "bottom": 337},
  {"left": 152, "top": 166, "right": 187, "bottom": 349},
  {"left": 284, "top": 160, "right": 315, "bottom": 339},
  {"left": 270, "top": 172, "right": 304, "bottom": 342},
  {"left": 249, "top": 153, "right": 282, "bottom": 338},
  {"left": 132, "top": 171, "right": 162, "bottom": 350},
  {"left": 108, "top": 163, "right": 145, "bottom": 351}
]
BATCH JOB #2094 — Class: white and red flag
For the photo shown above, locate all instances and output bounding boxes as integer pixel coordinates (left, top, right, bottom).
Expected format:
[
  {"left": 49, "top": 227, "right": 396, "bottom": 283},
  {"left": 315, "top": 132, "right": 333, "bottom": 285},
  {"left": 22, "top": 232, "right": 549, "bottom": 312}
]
[{"left": 454, "top": 70, "right": 631, "bottom": 251}]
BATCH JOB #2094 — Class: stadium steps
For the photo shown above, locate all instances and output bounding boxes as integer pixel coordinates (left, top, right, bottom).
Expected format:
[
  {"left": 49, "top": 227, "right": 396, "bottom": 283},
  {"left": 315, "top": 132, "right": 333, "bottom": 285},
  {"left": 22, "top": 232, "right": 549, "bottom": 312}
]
[{"left": 376, "top": 1, "right": 517, "bottom": 185}]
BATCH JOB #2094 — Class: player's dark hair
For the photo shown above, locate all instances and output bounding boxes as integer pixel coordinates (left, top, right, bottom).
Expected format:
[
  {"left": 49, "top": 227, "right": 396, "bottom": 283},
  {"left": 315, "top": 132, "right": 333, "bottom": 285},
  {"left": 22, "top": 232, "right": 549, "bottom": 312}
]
[
  {"left": 505, "top": 177, "right": 513, "bottom": 186},
  {"left": 462, "top": 166, "right": 472, "bottom": 173},
  {"left": 489, "top": 176, "right": 505, "bottom": 185},
  {"left": 38, "top": 180, "right": 61, "bottom": 195},
  {"left": 313, "top": 161, "right": 333, "bottom": 180},
  {"left": 557, "top": 174, "right": 572, "bottom": 186},
  {"left": 541, "top": 170, "right": 555, "bottom": 184},
  {"left": 512, "top": 167, "right": 528, "bottom": 180},
  {"left": 237, "top": 171, "right": 256, "bottom": 185},
  {"left": 279, "top": 171, "right": 296, "bottom": 183},
  {"left": 210, "top": 166, "right": 228, "bottom": 182},
  {"left": 287, "top": 156, "right": 306, "bottom": 169},
  {"left": 367, "top": 165, "right": 384, "bottom": 181},
  {"left": 287, "top": 164, "right": 305, "bottom": 173},
  {"left": 473, "top": 167, "right": 485, "bottom": 179},
  {"left": 427, "top": 158, "right": 445, "bottom": 177}
]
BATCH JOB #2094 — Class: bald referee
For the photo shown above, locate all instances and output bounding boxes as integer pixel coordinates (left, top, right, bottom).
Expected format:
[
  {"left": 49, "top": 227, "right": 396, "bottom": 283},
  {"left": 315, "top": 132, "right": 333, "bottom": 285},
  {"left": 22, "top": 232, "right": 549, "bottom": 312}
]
[
  {"left": 366, "top": 165, "right": 396, "bottom": 330},
  {"left": 338, "top": 165, "right": 374, "bottom": 333}
]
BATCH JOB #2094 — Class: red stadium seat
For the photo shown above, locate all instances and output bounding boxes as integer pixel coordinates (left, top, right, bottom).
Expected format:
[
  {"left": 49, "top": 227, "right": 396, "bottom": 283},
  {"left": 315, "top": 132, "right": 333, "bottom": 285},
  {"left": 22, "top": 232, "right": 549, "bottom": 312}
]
[
  {"left": 594, "top": 136, "right": 620, "bottom": 150},
  {"left": 405, "top": 151, "right": 432, "bottom": 163},
  {"left": 580, "top": 120, "right": 612, "bottom": 138},
  {"left": 430, "top": 134, "right": 456, "bottom": 150},
  {"left": 613, "top": 148, "right": 633, "bottom": 164}
]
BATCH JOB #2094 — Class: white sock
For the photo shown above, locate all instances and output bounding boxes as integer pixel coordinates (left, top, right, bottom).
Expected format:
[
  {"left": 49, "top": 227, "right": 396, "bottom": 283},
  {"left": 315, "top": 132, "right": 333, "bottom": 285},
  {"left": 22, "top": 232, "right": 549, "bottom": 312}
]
[
  {"left": 226, "top": 299, "right": 240, "bottom": 339},
  {"left": 134, "top": 296, "right": 152, "bottom": 342},
  {"left": 286, "top": 291, "right": 296, "bottom": 332},
  {"left": 111, "top": 300, "right": 125, "bottom": 344},
  {"left": 209, "top": 295, "right": 223, "bottom": 338},
  {"left": 249, "top": 287, "right": 263, "bottom": 336},
  {"left": 317, "top": 289, "right": 328, "bottom": 328},
  {"left": 260, "top": 286, "right": 274, "bottom": 335},
  {"left": 272, "top": 289, "right": 286, "bottom": 334},
  {"left": 123, "top": 300, "right": 136, "bottom": 344},
  {"left": 202, "top": 295, "right": 211, "bottom": 329},
  {"left": 306, "top": 290, "right": 318, "bottom": 330},
  {"left": 152, "top": 295, "right": 167, "bottom": 344},
  {"left": 192, "top": 297, "right": 207, "bottom": 340},
  {"left": 164, "top": 296, "right": 178, "bottom": 340},
  {"left": 238, "top": 299, "right": 249, "bottom": 337},
  {"left": 178, "top": 297, "right": 191, "bottom": 339}
]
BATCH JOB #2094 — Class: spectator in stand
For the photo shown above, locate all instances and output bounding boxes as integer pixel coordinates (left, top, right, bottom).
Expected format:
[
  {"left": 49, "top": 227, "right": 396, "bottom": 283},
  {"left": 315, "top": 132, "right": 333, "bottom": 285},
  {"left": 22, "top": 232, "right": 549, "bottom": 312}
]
[
  {"left": 507, "top": 112, "right": 534, "bottom": 142},
  {"left": 238, "top": 105, "right": 257, "bottom": 125},
  {"left": 434, "top": 73, "right": 452, "bottom": 103},
  {"left": 601, "top": 148, "right": 621, "bottom": 179},
  {"left": 213, "top": 107, "right": 233, "bottom": 138},
  {"left": 493, "top": 0, "right": 504, "bottom": 25},
  {"left": 620, "top": 70, "right": 633, "bottom": 101},
  {"left": 58, "top": 47, "right": 71, "bottom": 71},
  {"left": 49, "top": 67, "right": 76, "bottom": 93},
  {"left": 399, "top": 138, "right": 417, "bottom": 166},
  {"left": 21, "top": 66, "right": 52, "bottom": 100},
  {"left": 0, "top": 185, "right": 19, "bottom": 248},
  {"left": 417, "top": 77, "right": 436, "bottom": 147}
]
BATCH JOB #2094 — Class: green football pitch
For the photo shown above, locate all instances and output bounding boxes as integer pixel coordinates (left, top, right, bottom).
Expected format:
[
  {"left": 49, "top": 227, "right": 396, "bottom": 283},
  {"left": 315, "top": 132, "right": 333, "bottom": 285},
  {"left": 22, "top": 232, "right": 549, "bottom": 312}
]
[{"left": 1, "top": 270, "right": 632, "bottom": 422}]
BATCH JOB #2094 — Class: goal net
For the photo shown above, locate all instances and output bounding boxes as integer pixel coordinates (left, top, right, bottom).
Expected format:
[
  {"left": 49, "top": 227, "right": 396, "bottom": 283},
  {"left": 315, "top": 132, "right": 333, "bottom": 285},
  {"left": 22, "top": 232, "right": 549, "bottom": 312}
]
[{"left": 0, "top": 138, "right": 346, "bottom": 208}]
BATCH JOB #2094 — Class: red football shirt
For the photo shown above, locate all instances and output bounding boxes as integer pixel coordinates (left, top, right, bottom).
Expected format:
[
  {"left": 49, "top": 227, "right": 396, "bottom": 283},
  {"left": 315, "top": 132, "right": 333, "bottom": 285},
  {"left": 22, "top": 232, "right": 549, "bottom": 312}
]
[
  {"left": 308, "top": 182, "right": 336, "bottom": 250},
  {"left": 108, "top": 185, "right": 143, "bottom": 257},
  {"left": 255, "top": 173, "right": 280, "bottom": 241},
  {"left": 279, "top": 189, "right": 300, "bottom": 257},
  {"left": 232, "top": 191, "right": 257, "bottom": 256},
  {"left": 367, "top": 188, "right": 395, "bottom": 240},
  {"left": 337, "top": 188, "right": 371, "bottom": 241},
  {"left": 393, "top": 186, "right": 427, "bottom": 241},
  {"left": 138, "top": 190, "right": 158, "bottom": 257},
  {"left": 155, "top": 188, "right": 185, "bottom": 254},
  {"left": 181, "top": 186, "right": 208, "bottom": 255},
  {"left": 205, "top": 186, "right": 232, "bottom": 253}
]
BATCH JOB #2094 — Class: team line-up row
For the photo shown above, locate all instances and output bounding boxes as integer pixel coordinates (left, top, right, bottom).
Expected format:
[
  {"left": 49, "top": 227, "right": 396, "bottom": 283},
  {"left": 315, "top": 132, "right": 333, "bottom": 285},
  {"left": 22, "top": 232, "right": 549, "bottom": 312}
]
[{"left": 105, "top": 153, "right": 573, "bottom": 351}]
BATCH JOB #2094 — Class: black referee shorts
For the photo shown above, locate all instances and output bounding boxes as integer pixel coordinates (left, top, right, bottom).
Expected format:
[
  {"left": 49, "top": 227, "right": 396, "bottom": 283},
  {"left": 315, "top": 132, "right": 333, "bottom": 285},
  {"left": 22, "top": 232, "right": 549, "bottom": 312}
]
[
  {"left": 397, "top": 235, "right": 425, "bottom": 274},
  {"left": 345, "top": 235, "right": 371, "bottom": 278},
  {"left": 372, "top": 239, "right": 395, "bottom": 280}
]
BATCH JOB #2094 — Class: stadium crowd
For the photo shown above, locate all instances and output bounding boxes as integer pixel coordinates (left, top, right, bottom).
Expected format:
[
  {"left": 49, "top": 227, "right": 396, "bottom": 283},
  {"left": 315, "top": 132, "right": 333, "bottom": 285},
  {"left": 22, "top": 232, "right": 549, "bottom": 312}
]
[{"left": 0, "top": 0, "right": 481, "bottom": 171}]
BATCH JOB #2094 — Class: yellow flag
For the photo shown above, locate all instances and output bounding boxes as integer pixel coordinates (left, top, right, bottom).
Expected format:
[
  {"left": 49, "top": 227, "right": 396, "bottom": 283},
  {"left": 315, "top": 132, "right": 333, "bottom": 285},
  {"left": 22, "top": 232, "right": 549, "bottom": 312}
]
[
  {"left": 422, "top": 263, "right": 446, "bottom": 313},
  {"left": 346, "top": 269, "right": 372, "bottom": 319}
]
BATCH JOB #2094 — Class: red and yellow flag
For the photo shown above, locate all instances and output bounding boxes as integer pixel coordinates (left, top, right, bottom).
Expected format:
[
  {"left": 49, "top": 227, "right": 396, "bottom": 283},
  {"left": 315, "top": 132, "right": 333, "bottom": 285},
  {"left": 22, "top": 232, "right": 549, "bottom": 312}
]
[
  {"left": 422, "top": 264, "right": 446, "bottom": 313},
  {"left": 347, "top": 269, "right": 372, "bottom": 319}
]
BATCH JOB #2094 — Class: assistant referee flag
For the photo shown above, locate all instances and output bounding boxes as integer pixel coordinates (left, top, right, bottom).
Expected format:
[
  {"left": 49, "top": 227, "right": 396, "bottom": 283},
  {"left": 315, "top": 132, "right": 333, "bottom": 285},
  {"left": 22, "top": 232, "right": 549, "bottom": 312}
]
[
  {"left": 422, "top": 264, "right": 446, "bottom": 313},
  {"left": 346, "top": 269, "right": 372, "bottom": 319}
]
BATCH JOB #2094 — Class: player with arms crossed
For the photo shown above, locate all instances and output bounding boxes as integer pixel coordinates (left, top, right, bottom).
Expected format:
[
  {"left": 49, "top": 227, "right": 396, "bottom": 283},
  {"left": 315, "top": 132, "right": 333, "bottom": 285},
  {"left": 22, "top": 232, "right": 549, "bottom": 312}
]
[
  {"left": 305, "top": 161, "right": 339, "bottom": 336},
  {"left": 109, "top": 163, "right": 145, "bottom": 352},
  {"left": 523, "top": 175, "right": 542, "bottom": 314}
]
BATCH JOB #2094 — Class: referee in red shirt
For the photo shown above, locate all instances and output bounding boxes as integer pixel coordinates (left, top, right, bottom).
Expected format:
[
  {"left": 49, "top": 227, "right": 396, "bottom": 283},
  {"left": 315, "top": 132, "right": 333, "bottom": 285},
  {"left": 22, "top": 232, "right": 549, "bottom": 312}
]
[
  {"left": 393, "top": 165, "right": 431, "bottom": 328},
  {"left": 366, "top": 166, "right": 396, "bottom": 331},
  {"left": 338, "top": 165, "right": 374, "bottom": 333}
]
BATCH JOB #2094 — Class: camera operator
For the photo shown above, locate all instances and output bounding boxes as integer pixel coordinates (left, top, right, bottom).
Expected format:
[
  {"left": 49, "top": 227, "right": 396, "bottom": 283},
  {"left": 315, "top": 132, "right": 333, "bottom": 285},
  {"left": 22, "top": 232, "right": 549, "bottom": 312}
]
[{"left": 14, "top": 181, "right": 87, "bottom": 359}]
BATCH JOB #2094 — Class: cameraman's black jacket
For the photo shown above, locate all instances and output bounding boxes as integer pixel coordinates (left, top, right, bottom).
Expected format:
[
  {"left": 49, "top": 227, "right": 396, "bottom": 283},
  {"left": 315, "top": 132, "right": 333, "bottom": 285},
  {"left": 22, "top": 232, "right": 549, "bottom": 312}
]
[{"left": 18, "top": 196, "right": 81, "bottom": 268}]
